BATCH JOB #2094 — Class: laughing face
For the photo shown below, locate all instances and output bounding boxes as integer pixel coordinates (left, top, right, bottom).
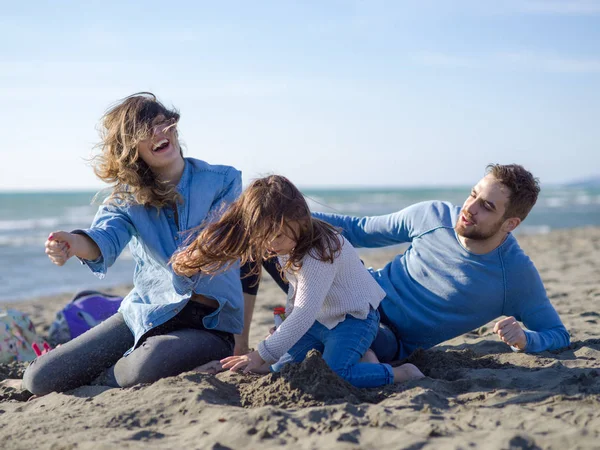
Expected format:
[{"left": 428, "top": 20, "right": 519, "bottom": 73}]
[
  {"left": 455, "top": 174, "right": 512, "bottom": 241},
  {"left": 137, "top": 115, "right": 181, "bottom": 172}
]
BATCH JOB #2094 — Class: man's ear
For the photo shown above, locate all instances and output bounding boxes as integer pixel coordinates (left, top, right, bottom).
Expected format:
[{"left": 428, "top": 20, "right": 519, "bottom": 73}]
[{"left": 502, "top": 217, "right": 521, "bottom": 233}]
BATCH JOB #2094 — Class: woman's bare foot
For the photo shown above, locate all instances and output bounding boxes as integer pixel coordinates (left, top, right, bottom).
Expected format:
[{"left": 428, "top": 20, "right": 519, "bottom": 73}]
[
  {"left": 392, "top": 363, "right": 425, "bottom": 383},
  {"left": 360, "top": 348, "right": 380, "bottom": 363},
  {"left": 194, "top": 360, "right": 225, "bottom": 375}
]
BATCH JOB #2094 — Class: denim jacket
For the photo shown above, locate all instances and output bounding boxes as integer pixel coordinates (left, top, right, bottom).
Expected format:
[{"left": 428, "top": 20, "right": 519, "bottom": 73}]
[{"left": 76, "top": 158, "right": 243, "bottom": 352}]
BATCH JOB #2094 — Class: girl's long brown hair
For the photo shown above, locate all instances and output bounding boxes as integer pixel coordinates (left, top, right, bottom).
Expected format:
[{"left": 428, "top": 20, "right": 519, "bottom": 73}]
[
  {"left": 92, "top": 92, "right": 182, "bottom": 208},
  {"left": 170, "top": 175, "right": 342, "bottom": 277}
]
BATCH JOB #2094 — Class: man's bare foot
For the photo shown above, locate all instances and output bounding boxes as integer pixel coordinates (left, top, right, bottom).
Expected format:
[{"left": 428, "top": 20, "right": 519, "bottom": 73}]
[
  {"left": 194, "top": 360, "right": 225, "bottom": 375},
  {"left": 0, "top": 379, "right": 23, "bottom": 389},
  {"left": 360, "top": 349, "right": 380, "bottom": 363},
  {"left": 393, "top": 363, "right": 425, "bottom": 383}
]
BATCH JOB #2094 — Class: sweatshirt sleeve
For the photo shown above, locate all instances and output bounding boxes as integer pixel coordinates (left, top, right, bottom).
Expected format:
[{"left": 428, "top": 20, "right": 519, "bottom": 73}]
[
  {"left": 312, "top": 201, "right": 440, "bottom": 249},
  {"left": 504, "top": 254, "right": 570, "bottom": 353},
  {"left": 258, "top": 254, "right": 337, "bottom": 363}
]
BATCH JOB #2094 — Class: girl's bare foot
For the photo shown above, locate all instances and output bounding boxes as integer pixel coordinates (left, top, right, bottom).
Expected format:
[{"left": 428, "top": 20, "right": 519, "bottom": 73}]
[
  {"left": 360, "top": 348, "right": 380, "bottom": 363},
  {"left": 392, "top": 363, "right": 425, "bottom": 383}
]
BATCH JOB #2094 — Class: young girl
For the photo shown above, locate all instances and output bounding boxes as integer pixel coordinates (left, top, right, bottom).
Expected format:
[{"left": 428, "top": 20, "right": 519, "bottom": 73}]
[
  {"left": 23, "top": 93, "right": 246, "bottom": 395},
  {"left": 171, "top": 175, "right": 423, "bottom": 388}
]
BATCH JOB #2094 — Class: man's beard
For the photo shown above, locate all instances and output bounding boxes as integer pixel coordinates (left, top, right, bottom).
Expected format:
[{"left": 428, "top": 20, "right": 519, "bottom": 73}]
[{"left": 455, "top": 211, "right": 504, "bottom": 241}]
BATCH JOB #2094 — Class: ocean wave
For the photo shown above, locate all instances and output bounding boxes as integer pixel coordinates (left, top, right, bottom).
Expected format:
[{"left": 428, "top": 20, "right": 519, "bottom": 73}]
[
  {"left": 542, "top": 194, "right": 600, "bottom": 208},
  {"left": 0, "top": 234, "right": 47, "bottom": 247},
  {"left": 0, "top": 214, "right": 94, "bottom": 233}
]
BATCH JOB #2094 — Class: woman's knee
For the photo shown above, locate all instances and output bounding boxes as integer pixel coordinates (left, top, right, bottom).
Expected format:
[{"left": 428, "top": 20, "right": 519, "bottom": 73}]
[{"left": 22, "top": 356, "right": 61, "bottom": 395}]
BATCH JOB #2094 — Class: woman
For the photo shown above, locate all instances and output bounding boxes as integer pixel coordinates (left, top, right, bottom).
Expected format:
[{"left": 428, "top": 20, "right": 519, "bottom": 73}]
[{"left": 23, "top": 92, "right": 244, "bottom": 395}]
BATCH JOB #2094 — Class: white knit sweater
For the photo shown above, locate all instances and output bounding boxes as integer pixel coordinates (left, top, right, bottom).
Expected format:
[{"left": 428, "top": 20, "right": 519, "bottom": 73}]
[{"left": 257, "top": 235, "right": 386, "bottom": 364}]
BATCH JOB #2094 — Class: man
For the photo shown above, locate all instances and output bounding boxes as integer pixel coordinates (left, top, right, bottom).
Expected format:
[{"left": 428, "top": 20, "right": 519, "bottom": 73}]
[{"left": 311, "top": 163, "right": 569, "bottom": 361}]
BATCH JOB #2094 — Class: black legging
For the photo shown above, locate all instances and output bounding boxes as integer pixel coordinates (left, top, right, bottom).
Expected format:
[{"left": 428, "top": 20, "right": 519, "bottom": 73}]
[
  {"left": 240, "top": 258, "right": 289, "bottom": 296},
  {"left": 24, "top": 262, "right": 288, "bottom": 395},
  {"left": 23, "top": 302, "right": 234, "bottom": 395}
]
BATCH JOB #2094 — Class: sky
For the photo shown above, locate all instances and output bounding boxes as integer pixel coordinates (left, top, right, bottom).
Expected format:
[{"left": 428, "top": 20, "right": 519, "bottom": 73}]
[{"left": 1, "top": 0, "right": 599, "bottom": 190}]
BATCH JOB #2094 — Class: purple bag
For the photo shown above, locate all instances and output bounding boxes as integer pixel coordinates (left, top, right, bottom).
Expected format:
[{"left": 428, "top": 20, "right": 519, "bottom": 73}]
[{"left": 48, "top": 290, "right": 123, "bottom": 344}]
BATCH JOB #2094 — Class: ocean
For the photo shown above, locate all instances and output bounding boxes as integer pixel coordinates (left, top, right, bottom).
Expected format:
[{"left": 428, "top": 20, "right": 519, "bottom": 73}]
[{"left": 1, "top": 185, "right": 599, "bottom": 302}]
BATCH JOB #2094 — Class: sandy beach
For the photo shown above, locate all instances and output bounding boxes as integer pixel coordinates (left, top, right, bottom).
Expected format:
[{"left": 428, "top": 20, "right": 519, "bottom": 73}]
[{"left": 1, "top": 227, "right": 599, "bottom": 449}]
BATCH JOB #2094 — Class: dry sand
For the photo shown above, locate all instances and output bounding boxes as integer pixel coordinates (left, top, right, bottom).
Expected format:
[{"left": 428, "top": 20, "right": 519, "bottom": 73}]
[{"left": 1, "top": 227, "right": 599, "bottom": 449}]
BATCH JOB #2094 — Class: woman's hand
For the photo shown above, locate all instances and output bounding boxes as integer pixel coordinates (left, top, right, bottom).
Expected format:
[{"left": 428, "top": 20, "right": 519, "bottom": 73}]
[
  {"left": 45, "top": 231, "right": 76, "bottom": 266},
  {"left": 45, "top": 231, "right": 100, "bottom": 265},
  {"left": 193, "top": 360, "right": 225, "bottom": 375},
  {"left": 220, "top": 350, "right": 265, "bottom": 374}
]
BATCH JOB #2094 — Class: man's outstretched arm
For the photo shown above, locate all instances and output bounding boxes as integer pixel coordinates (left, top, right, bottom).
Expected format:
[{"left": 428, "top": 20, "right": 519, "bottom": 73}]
[{"left": 312, "top": 202, "right": 435, "bottom": 248}]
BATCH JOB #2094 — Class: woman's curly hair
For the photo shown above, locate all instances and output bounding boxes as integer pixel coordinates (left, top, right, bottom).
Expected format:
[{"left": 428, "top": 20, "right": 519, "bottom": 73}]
[{"left": 92, "top": 92, "right": 183, "bottom": 208}]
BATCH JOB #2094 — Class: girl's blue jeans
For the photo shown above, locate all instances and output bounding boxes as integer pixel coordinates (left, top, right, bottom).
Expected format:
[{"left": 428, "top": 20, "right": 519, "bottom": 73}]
[{"left": 282, "top": 308, "right": 394, "bottom": 388}]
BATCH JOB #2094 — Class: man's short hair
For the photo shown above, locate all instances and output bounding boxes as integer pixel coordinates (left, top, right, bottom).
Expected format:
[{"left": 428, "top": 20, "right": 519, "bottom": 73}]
[{"left": 486, "top": 164, "right": 540, "bottom": 220}]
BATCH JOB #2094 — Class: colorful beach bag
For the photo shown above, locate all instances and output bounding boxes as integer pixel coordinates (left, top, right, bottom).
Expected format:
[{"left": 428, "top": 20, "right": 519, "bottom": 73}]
[
  {"left": 48, "top": 290, "right": 123, "bottom": 345},
  {"left": 0, "top": 309, "right": 49, "bottom": 363}
]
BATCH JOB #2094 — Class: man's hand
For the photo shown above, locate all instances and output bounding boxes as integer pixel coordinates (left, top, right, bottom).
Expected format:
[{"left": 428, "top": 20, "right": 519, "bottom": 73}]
[
  {"left": 493, "top": 316, "right": 527, "bottom": 350},
  {"left": 221, "top": 350, "right": 265, "bottom": 374}
]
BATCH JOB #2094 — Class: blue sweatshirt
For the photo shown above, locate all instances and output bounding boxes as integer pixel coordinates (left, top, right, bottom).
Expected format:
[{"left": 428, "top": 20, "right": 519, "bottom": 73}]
[{"left": 314, "top": 201, "right": 570, "bottom": 359}]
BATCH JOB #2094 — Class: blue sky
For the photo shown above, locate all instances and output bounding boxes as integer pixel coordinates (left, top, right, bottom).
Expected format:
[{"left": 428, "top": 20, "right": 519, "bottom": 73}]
[{"left": 1, "top": 0, "right": 599, "bottom": 190}]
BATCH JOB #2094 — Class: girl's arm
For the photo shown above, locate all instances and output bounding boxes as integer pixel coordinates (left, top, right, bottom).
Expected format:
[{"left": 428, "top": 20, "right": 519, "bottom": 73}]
[{"left": 257, "top": 255, "right": 337, "bottom": 363}]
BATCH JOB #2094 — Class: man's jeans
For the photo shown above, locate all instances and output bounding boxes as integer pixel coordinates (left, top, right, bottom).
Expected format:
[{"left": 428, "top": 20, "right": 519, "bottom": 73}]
[{"left": 284, "top": 308, "right": 394, "bottom": 388}]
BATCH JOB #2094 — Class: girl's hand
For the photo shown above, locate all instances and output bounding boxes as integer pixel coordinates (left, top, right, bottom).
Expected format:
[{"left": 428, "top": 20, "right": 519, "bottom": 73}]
[
  {"left": 220, "top": 350, "right": 265, "bottom": 374},
  {"left": 264, "top": 326, "right": 276, "bottom": 340},
  {"left": 45, "top": 231, "right": 76, "bottom": 266}
]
